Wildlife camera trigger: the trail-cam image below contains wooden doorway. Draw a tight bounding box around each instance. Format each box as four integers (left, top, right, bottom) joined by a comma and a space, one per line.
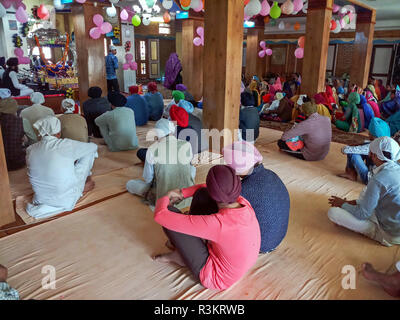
370, 45, 395, 86
135, 39, 149, 83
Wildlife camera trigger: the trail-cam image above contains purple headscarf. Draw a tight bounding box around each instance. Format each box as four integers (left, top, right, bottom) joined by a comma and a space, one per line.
164, 53, 182, 89
206, 165, 242, 204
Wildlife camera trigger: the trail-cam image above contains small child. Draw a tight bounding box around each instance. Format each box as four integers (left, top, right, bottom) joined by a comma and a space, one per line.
0, 264, 19, 300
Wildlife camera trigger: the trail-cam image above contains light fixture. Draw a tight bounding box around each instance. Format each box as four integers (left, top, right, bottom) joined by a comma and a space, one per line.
244, 21, 255, 28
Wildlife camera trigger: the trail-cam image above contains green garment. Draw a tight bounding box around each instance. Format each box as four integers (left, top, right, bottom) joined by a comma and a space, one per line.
95, 107, 138, 152
335, 92, 361, 133
150, 135, 194, 209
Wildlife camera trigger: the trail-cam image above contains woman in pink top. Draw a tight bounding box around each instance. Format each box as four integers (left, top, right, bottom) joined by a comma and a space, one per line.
153, 165, 261, 291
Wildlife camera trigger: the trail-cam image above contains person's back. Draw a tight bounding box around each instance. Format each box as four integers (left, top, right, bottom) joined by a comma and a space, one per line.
144, 91, 164, 121
95, 107, 138, 152
239, 107, 260, 141
241, 164, 290, 252
82, 97, 111, 137
59, 113, 88, 142
126, 94, 149, 126
177, 113, 208, 154
151, 135, 194, 209
21, 104, 54, 127
27, 136, 95, 208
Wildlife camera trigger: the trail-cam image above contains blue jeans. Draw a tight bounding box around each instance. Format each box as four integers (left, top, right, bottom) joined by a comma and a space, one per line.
346, 154, 369, 185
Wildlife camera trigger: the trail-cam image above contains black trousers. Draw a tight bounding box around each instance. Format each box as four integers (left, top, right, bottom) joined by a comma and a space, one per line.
277, 139, 305, 160
163, 188, 219, 280
107, 79, 120, 94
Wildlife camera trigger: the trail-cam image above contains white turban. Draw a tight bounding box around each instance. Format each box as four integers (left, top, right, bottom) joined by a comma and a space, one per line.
61, 98, 75, 113
0, 88, 11, 99
33, 115, 61, 137
154, 119, 175, 139
30, 92, 45, 105
369, 136, 400, 163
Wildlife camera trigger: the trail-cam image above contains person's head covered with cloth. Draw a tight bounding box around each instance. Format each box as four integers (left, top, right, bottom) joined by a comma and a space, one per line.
368, 117, 391, 140
61, 98, 76, 114
153, 118, 176, 140
108, 91, 127, 108
206, 165, 242, 205
30, 92, 45, 105
369, 136, 400, 167
222, 141, 263, 176
172, 90, 185, 104
33, 115, 61, 138
88, 86, 102, 99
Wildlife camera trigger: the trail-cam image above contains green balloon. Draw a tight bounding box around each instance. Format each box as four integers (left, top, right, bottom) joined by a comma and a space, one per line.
146, 0, 155, 7
270, 1, 281, 19
132, 15, 141, 27
182, 5, 190, 11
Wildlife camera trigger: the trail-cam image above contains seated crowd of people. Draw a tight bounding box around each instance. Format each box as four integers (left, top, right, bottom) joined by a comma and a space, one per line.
1, 72, 400, 299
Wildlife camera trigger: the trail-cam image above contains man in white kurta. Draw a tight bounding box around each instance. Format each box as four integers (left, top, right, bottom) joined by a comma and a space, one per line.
26, 116, 98, 219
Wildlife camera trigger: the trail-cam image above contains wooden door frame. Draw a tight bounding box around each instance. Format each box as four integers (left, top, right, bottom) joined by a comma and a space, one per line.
370, 44, 395, 85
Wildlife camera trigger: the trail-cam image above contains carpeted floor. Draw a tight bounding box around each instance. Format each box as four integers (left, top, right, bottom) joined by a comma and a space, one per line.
260, 120, 368, 146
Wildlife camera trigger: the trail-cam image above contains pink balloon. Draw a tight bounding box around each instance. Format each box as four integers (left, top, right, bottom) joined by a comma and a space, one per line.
125, 53, 133, 62
93, 14, 104, 27
89, 27, 101, 39
260, 41, 266, 49
258, 50, 266, 58
196, 26, 204, 38
14, 48, 23, 57
131, 61, 137, 70
123, 64, 129, 70
76, 0, 86, 3
101, 22, 112, 34
15, 6, 28, 23
193, 1, 203, 12
332, 4, 340, 13
19, 56, 30, 64
260, 0, 270, 16
120, 9, 129, 21
193, 37, 202, 46
293, 0, 303, 13
348, 11, 354, 22
294, 47, 304, 59
266, 48, 273, 56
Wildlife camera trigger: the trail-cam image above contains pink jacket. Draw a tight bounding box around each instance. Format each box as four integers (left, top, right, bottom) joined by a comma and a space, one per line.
154, 184, 261, 290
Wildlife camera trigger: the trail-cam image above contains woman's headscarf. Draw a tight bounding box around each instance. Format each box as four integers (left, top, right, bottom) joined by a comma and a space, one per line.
271, 77, 282, 92
222, 141, 263, 175
164, 53, 182, 89
33, 116, 61, 137
359, 94, 374, 129
368, 117, 391, 138
314, 93, 330, 109
325, 85, 336, 104
347, 92, 361, 133
369, 136, 400, 163
30, 92, 45, 105
61, 98, 76, 114
367, 85, 378, 101
206, 165, 242, 204
302, 101, 318, 117
365, 91, 381, 117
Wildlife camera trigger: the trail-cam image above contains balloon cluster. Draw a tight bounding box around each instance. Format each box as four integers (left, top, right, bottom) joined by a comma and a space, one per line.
65, 88, 74, 99
32, 4, 49, 20
120, 7, 135, 21
123, 53, 137, 71
193, 26, 204, 47
294, 36, 304, 59
124, 41, 131, 53
113, 26, 120, 38
89, 14, 112, 39
20, 22, 29, 37
14, 47, 30, 64
12, 33, 22, 48
331, 4, 355, 34
258, 41, 272, 58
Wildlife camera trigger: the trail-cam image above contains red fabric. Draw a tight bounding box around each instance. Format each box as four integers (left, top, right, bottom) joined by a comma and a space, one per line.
154, 184, 261, 291
325, 86, 336, 104
169, 105, 189, 128
12, 94, 64, 100
262, 93, 273, 103
314, 93, 332, 111
129, 86, 139, 95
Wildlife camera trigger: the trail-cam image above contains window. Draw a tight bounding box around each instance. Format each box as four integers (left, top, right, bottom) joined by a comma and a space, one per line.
104, 38, 108, 57
140, 41, 146, 61
32, 46, 52, 59
141, 63, 146, 75
159, 23, 170, 35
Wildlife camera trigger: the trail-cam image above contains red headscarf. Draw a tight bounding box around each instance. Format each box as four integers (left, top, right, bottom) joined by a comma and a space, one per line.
314, 93, 330, 110
325, 86, 336, 104
129, 86, 139, 95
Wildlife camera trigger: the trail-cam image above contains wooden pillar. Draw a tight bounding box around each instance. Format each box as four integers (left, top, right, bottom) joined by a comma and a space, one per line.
181, 18, 204, 101
350, 10, 376, 88
72, 3, 107, 104
301, 0, 333, 96
203, 0, 244, 149
245, 27, 265, 81
0, 127, 15, 227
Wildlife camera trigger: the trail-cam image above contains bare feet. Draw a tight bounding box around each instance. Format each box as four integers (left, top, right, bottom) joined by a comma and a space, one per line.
0, 264, 8, 282
362, 263, 400, 297
338, 167, 357, 181
153, 250, 186, 267
83, 176, 95, 193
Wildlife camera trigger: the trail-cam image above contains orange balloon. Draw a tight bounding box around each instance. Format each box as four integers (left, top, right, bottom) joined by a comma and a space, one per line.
264, 16, 270, 23
298, 36, 305, 48
181, 0, 191, 7
294, 22, 301, 31
163, 11, 171, 23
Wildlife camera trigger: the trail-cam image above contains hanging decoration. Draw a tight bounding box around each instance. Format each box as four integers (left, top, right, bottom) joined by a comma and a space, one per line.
132, 14, 141, 27
106, 4, 117, 18
12, 33, 22, 48
20, 22, 29, 37
302, 0, 308, 13
162, 0, 173, 10
14, 47, 30, 64
121, 7, 135, 21
124, 41, 131, 53
190, 0, 203, 12
37, 4, 50, 20
75, 0, 86, 4
281, 0, 294, 15
292, 0, 303, 14
15, 5, 28, 23
142, 14, 151, 26
258, 41, 272, 58
298, 35, 305, 48
293, 22, 301, 31
109, 0, 119, 3
89, 14, 112, 40
330, 19, 336, 31
163, 11, 171, 23
278, 21, 285, 30
269, 1, 281, 19
294, 47, 304, 59
193, 26, 204, 46
123, 53, 137, 71
120, 9, 128, 20
1, 0, 25, 10
260, 0, 270, 16
245, 0, 262, 18
65, 88, 74, 99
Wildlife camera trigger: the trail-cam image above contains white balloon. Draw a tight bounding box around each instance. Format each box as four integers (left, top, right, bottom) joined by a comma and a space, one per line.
278, 21, 285, 30
142, 15, 151, 26
302, 0, 308, 13
106, 5, 117, 17
245, 0, 262, 17
53, 0, 64, 10
333, 20, 341, 34
0, 3, 6, 18
162, 0, 173, 10
109, 0, 119, 4
190, 0, 200, 9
